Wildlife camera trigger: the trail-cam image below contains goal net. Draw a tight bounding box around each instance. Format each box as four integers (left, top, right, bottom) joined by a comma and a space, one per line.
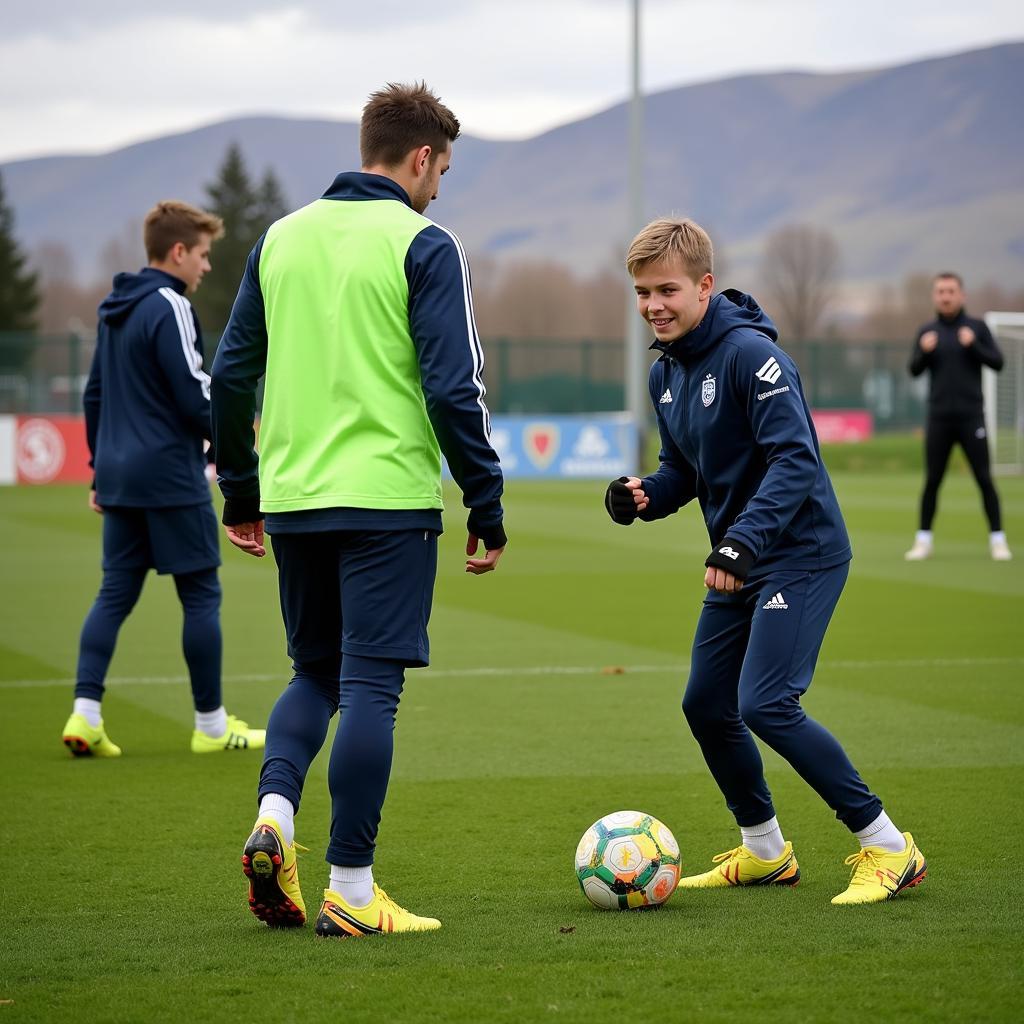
983, 312, 1024, 475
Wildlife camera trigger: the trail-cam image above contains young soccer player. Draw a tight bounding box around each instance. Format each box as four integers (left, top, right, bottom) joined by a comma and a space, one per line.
62, 201, 266, 758
212, 82, 506, 936
605, 218, 926, 905
905, 272, 1010, 561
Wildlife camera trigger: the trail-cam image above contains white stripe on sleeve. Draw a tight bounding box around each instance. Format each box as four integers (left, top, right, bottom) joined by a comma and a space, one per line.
433, 226, 491, 437
159, 287, 211, 400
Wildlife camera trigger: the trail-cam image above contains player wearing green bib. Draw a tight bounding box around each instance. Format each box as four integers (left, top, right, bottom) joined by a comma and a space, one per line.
212, 83, 506, 937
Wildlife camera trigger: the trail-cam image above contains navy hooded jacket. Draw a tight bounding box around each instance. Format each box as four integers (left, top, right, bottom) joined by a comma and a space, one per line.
639, 289, 851, 577
84, 267, 212, 507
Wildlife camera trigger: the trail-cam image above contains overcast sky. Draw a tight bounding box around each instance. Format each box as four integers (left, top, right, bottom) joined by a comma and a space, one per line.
1, 0, 1022, 163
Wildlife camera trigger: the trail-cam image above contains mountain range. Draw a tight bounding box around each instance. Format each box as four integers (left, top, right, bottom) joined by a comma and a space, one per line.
3, 42, 1022, 294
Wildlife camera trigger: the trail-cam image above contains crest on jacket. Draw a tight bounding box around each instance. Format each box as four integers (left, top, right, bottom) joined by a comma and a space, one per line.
701, 374, 716, 408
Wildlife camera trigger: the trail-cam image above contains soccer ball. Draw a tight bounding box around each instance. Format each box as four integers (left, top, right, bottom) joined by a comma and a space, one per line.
575, 810, 681, 910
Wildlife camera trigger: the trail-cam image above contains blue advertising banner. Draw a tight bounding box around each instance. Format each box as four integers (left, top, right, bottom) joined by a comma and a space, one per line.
482, 414, 638, 479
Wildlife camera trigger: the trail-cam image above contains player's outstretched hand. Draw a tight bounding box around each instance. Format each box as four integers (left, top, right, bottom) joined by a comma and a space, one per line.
466, 534, 504, 575
958, 325, 975, 347
225, 520, 266, 558
919, 330, 939, 353
89, 489, 103, 515
605, 476, 649, 524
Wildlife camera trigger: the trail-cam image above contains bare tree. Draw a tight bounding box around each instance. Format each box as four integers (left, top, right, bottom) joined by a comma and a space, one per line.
473, 260, 628, 342
96, 219, 144, 283
855, 272, 1024, 341
33, 241, 106, 332
760, 224, 840, 341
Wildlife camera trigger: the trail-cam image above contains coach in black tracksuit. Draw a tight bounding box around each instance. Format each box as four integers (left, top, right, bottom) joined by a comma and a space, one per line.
906, 272, 1009, 561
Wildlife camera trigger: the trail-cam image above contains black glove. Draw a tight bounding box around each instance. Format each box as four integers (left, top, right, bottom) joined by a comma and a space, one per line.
704, 538, 754, 580
605, 476, 639, 525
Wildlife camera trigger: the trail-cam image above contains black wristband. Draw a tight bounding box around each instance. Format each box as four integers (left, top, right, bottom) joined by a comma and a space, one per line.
705, 538, 754, 580
605, 476, 638, 525
222, 496, 263, 526
467, 508, 507, 551
475, 522, 508, 551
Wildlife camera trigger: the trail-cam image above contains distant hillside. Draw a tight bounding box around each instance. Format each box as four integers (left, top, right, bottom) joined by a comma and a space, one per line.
3, 42, 1022, 291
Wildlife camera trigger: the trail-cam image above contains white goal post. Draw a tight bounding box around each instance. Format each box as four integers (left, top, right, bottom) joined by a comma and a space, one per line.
983, 312, 1024, 475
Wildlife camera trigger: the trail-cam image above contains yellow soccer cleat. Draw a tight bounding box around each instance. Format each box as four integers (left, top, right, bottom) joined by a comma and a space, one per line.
831, 832, 927, 906
314, 885, 441, 938
241, 817, 306, 927
191, 713, 265, 753
62, 712, 122, 758
677, 842, 800, 889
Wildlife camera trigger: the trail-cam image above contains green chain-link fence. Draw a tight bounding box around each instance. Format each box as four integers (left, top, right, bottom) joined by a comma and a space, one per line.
0, 332, 927, 429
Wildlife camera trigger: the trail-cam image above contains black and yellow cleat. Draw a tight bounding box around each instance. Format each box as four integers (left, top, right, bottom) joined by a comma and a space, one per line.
832, 832, 927, 905
676, 842, 800, 889
192, 713, 265, 753
241, 817, 306, 927
314, 885, 441, 938
62, 712, 122, 758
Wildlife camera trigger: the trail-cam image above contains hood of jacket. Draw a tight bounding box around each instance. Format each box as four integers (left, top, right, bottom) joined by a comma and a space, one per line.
651, 288, 778, 361
98, 267, 187, 325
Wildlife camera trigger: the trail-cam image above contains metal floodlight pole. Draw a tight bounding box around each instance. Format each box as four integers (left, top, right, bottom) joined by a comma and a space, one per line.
625, 0, 647, 464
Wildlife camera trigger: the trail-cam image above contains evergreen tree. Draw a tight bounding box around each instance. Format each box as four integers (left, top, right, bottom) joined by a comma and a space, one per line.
253, 168, 289, 236
193, 143, 257, 332
0, 170, 40, 332
193, 145, 290, 332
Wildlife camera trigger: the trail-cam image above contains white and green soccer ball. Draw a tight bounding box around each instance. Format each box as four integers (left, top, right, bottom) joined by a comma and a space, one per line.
575, 810, 681, 910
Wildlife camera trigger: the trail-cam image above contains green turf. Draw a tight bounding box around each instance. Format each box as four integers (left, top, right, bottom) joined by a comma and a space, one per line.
1, 466, 1022, 1023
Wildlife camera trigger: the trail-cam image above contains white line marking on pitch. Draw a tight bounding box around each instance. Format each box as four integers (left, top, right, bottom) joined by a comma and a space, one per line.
1, 656, 1021, 689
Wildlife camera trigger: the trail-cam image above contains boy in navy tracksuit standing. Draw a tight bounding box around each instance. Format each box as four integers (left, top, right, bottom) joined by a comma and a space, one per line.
61, 200, 265, 758
605, 218, 927, 905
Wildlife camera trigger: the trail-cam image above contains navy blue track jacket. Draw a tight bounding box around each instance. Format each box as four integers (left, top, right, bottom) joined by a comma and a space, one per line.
639, 289, 851, 577
84, 267, 212, 507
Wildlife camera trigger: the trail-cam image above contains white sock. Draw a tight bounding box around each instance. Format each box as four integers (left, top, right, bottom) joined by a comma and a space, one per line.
915, 530, 933, 546
195, 706, 228, 738
329, 864, 374, 908
854, 811, 906, 853
73, 698, 102, 727
990, 531, 1007, 545
740, 816, 786, 860
258, 794, 295, 847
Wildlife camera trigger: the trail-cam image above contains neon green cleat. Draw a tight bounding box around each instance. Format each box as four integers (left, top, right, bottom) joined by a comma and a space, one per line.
241, 817, 306, 927
62, 712, 122, 758
831, 832, 927, 906
314, 885, 441, 938
676, 842, 800, 889
191, 713, 265, 753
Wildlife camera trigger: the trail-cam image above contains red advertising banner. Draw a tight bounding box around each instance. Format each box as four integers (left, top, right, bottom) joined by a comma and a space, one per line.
15, 415, 92, 484
811, 410, 874, 443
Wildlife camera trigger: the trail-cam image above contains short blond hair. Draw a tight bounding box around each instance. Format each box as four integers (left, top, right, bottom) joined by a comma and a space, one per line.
626, 218, 714, 282
144, 200, 224, 262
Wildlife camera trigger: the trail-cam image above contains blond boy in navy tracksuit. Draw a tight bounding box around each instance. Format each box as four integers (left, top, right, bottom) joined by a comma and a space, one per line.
605, 218, 926, 905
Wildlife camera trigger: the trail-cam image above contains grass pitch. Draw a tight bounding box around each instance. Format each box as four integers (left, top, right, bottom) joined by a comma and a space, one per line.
1, 456, 1022, 1023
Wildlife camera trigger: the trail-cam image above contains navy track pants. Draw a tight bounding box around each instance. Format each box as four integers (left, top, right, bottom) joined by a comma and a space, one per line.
259, 529, 438, 867
75, 566, 222, 711
682, 562, 882, 832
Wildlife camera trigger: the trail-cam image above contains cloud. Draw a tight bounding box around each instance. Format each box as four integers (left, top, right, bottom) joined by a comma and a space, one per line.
1, 0, 1022, 162
0, 0, 483, 38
